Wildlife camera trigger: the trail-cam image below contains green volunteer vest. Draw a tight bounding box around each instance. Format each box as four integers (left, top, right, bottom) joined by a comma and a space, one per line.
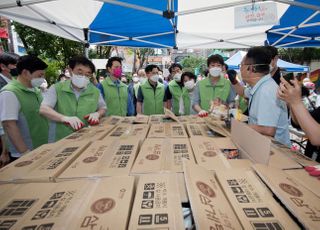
133, 83, 140, 98
101, 77, 128, 116
199, 77, 231, 111
168, 80, 190, 115
2, 80, 48, 149
140, 80, 165, 115
55, 80, 100, 141
239, 96, 248, 113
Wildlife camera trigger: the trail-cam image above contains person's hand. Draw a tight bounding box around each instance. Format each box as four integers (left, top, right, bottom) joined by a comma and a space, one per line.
198, 110, 208, 117
84, 112, 100, 125
62, 116, 85, 130
0, 151, 10, 168
305, 165, 320, 177
277, 76, 301, 105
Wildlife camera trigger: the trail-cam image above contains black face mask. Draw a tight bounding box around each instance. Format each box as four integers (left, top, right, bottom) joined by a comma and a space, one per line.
10, 68, 18, 77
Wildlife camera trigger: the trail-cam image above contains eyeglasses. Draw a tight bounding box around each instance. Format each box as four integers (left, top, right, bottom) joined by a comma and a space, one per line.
238, 63, 269, 68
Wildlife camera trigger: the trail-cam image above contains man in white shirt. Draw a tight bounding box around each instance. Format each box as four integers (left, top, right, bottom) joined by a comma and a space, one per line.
0, 53, 19, 167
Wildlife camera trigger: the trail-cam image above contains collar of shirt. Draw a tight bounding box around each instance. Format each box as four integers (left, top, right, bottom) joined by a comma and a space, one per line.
249, 74, 272, 97
70, 83, 86, 93
113, 79, 120, 86
0, 73, 12, 83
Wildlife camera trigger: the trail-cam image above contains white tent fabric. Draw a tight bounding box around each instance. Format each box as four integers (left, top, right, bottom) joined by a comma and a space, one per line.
225, 50, 310, 72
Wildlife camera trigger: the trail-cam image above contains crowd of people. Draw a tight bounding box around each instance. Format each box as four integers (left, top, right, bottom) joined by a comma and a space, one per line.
0, 45, 319, 167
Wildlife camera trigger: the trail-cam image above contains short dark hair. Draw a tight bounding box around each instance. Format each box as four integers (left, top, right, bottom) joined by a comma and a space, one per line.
181, 72, 196, 82
17, 55, 48, 75
68, 56, 95, 73
207, 54, 224, 67
169, 63, 182, 74
265, 45, 278, 58
106, 57, 123, 69
58, 73, 66, 81
0, 53, 19, 72
245, 46, 271, 74
145, 64, 158, 74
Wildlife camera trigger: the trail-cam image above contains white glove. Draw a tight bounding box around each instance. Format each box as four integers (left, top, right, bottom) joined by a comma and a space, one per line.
198, 110, 208, 117
62, 116, 84, 130
84, 112, 100, 125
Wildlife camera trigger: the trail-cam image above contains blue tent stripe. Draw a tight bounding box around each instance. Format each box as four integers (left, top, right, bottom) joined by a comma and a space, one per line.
267, 0, 320, 47
89, 0, 177, 47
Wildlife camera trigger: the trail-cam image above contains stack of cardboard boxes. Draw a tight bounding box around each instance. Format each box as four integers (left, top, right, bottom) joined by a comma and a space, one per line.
0, 115, 319, 229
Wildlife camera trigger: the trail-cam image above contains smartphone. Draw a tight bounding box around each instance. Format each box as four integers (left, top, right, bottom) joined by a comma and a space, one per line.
283, 73, 294, 85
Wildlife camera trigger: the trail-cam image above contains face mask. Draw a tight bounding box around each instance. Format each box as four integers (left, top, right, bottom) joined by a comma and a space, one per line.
31, 78, 46, 88
10, 68, 18, 77
150, 74, 159, 83
173, 73, 182, 82
113, 67, 122, 78
184, 80, 195, 90
269, 64, 274, 73
133, 76, 139, 83
71, 74, 89, 88
209, 67, 222, 77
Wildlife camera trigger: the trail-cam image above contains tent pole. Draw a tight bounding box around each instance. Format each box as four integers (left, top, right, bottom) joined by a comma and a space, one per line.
0, 0, 58, 10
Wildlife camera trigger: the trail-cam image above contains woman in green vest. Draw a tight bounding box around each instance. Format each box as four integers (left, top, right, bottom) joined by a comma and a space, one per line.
40, 56, 106, 142
193, 54, 235, 116
98, 57, 129, 116
0, 55, 49, 159
182, 72, 197, 115
136, 64, 167, 115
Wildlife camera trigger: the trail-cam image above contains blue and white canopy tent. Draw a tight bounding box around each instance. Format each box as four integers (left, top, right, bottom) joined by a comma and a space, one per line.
0, 0, 319, 49
225, 50, 310, 72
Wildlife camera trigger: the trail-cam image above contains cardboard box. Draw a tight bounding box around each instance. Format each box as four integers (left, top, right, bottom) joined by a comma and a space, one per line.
253, 164, 320, 229
19, 141, 90, 182
0, 143, 59, 184
104, 124, 150, 141
59, 138, 140, 180
268, 148, 302, 169
60, 125, 115, 143
186, 123, 226, 138
100, 115, 123, 125
131, 138, 195, 174
231, 119, 271, 164
204, 117, 230, 137
272, 145, 318, 167
216, 168, 299, 229
176, 115, 206, 124
177, 172, 189, 203
190, 137, 236, 170
183, 160, 242, 229
284, 169, 320, 198
148, 123, 188, 138
148, 115, 177, 124
128, 173, 184, 230
0, 177, 135, 230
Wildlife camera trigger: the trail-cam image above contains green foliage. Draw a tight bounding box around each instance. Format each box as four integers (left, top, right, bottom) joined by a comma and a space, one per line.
180, 55, 206, 74
13, 22, 84, 69
279, 48, 320, 64
44, 60, 60, 85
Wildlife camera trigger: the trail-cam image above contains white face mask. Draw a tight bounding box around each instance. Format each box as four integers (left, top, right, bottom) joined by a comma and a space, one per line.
31, 78, 46, 88
209, 67, 222, 77
184, 80, 195, 90
133, 76, 139, 83
150, 74, 159, 83
173, 73, 182, 82
71, 74, 89, 89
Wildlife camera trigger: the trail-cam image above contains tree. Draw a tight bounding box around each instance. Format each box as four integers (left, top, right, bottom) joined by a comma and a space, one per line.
180, 55, 206, 74
135, 48, 155, 72
279, 48, 320, 65
13, 22, 84, 69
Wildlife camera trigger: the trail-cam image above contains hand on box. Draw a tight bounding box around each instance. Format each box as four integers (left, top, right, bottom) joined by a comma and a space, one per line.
84, 112, 100, 125
62, 116, 85, 130
304, 165, 320, 177
198, 110, 208, 117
